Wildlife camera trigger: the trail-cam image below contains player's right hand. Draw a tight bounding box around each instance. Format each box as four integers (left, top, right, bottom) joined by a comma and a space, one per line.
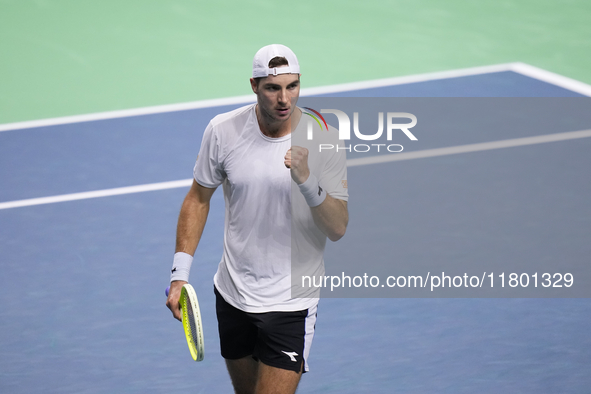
285, 146, 310, 184
166, 280, 187, 321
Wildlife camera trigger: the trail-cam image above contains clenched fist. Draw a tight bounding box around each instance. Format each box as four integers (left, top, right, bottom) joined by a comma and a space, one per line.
284, 146, 310, 185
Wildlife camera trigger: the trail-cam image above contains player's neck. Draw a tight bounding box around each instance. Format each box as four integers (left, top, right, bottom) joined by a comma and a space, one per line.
256, 107, 302, 138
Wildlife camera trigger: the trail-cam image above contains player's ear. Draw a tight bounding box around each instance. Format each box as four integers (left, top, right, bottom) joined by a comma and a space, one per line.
250, 78, 258, 94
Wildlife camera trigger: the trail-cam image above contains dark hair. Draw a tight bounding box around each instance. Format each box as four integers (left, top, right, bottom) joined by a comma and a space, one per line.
268, 56, 289, 68
253, 57, 291, 85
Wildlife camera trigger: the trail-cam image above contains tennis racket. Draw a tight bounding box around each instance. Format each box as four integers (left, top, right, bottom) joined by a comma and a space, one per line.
166, 283, 205, 361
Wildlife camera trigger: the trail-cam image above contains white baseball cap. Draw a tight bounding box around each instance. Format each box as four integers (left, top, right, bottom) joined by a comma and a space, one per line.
252, 44, 300, 78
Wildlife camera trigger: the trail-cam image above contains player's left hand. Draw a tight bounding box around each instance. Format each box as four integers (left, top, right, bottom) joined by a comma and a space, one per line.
285, 146, 310, 185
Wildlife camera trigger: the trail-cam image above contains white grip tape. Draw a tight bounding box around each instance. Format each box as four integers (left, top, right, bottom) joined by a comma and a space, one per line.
298, 173, 327, 207
170, 252, 193, 282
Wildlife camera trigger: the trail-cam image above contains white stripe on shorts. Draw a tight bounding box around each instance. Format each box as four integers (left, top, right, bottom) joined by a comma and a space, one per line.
303, 304, 318, 372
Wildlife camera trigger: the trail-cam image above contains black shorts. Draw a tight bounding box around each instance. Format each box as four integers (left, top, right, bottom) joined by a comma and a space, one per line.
214, 286, 318, 373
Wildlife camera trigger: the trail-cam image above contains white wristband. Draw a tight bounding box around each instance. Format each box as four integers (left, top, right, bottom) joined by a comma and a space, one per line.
298, 173, 327, 207
170, 252, 193, 282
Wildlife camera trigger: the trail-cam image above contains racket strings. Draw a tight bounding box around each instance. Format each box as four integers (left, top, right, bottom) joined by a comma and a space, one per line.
184, 293, 199, 345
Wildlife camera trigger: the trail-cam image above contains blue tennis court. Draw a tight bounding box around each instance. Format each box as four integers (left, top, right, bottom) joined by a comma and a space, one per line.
1, 67, 590, 393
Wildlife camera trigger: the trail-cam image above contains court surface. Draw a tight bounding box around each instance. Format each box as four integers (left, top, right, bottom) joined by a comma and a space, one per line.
1, 66, 590, 393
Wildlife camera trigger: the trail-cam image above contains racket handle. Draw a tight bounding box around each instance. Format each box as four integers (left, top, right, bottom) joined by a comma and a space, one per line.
165, 286, 170, 297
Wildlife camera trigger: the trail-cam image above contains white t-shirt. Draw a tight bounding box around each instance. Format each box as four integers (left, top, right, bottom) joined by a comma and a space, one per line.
194, 104, 348, 313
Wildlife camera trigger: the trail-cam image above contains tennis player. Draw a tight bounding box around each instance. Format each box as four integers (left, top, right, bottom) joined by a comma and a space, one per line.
166, 44, 348, 394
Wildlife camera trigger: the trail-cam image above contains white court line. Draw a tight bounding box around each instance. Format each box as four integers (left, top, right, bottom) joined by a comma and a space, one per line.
0, 63, 523, 133
509, 63, 591, 97
346, 129, 591, 167
0, 179, 192, 210
300, 63, 516, 96
2, 129, 590, 210
1, 63, 589, 133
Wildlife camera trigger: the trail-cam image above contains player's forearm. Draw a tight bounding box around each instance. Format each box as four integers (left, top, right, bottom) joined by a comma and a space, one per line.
175, 189, 210, 256
311, 196, 348, 242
